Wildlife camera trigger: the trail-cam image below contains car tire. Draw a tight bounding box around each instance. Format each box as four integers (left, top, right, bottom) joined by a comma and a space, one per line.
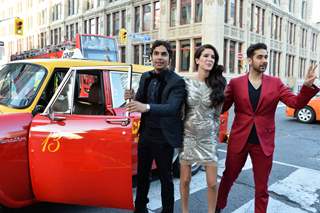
172, 149, 201, 178
296, 106, 316, 123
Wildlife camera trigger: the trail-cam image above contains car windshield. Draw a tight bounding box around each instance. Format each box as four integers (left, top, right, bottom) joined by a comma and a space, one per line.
0, 63, 46, 108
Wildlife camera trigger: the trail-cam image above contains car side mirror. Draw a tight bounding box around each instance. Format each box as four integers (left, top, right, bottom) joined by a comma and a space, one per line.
47, 106, 66, 121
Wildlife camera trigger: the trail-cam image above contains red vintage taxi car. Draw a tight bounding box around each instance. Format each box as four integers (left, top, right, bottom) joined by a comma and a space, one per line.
0, 59, 228, 210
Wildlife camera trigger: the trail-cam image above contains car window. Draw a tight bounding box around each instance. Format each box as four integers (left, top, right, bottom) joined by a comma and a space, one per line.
37, 69, 68, 109
50, 69, 105, 115
109, 71, 141, 108
73, 72, 105, 115
0, 63, 47, 108
51, 73, 74, 113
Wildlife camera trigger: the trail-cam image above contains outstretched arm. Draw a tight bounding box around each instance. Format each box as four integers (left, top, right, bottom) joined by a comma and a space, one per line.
280, 64, 319, 108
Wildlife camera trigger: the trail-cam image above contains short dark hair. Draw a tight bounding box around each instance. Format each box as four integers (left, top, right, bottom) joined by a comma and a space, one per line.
246, 43, 268, 58
150, 40, 173, 60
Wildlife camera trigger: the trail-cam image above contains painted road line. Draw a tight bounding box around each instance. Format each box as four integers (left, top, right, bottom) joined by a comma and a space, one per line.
269, 168, 320, 213
141, 170, 222, 211
232, 197, 307, 213
218, 149, 311, 170
277, 103, 286, 108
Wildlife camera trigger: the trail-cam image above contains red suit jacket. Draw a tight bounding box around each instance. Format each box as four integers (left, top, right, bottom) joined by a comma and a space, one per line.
223, 74, 319, 156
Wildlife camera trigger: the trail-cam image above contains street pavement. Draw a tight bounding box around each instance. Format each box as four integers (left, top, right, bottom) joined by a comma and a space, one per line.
12, 105, 320, 213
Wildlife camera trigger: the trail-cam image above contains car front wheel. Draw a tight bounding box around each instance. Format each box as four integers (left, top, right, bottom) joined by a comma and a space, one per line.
296, 106, 315, 123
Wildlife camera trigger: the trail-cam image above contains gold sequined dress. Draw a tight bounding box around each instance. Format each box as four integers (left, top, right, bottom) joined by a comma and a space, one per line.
179, 78, 221, 165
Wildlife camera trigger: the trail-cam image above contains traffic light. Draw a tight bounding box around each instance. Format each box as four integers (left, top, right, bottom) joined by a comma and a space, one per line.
14, 17, 23, 36
119, 28, 127, 44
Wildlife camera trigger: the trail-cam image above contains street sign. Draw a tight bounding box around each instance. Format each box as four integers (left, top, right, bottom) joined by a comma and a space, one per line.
0, 41, 4, 46
129, 33, 151, 42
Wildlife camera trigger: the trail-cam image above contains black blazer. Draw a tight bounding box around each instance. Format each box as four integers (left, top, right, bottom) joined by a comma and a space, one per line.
135, 69, 186, 148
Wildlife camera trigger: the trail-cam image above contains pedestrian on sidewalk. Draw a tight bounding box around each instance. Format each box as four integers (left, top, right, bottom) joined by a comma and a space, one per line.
179, 44, 226, 213
216, 43, 319, 213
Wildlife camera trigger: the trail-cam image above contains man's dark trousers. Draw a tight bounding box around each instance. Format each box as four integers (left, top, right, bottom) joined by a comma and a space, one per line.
134, 138, 174, 213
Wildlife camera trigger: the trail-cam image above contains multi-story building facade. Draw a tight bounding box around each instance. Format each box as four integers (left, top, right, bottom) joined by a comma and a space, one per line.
0, 0, 319, 90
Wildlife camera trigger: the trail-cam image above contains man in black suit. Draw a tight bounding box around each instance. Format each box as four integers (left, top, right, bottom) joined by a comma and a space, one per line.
125, 40, 186, 213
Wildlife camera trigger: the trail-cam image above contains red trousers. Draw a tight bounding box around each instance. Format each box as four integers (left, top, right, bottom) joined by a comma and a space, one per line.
217, 143, 273, 213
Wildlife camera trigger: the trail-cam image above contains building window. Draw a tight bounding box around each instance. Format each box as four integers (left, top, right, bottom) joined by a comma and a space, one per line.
154, 1, 160, 29
76, 22, 79, 34
143, 44, 151, 65
89, 18, 95, 34
134, 45, 140, 64
180, 40, 190, 72
121, 10, 126, 29
299, 57, 306, 78
52, 3, 61, 21
170, 0, 177, 27
288, 0, 294, 13
239, 0, 244, 27
170, 41, 176, 70
301, 0, 307, 19
223, 39, 227, 72
195, 0, 203, 23
229, 41, 236, 73
40, 32, 46, 48
237, 43, 243, 74
120, 46, 126, 63
106, 14, 111, 36
271, 14, 282, 40
96, 17, 100, 34
224, 0, 229, 23
143, 4, 151, 31
113, 12, 120, 36
300, 28, 307, 48
287, 22, 296, 44
270, 50, 281, 76
84, 20, 88, 34
311, 33, 318, 52
68, 0, 78, 16
194, 38, 202, 72
134, 6, 140, 33
285, 54, 294, 77
251, 5, 265, 35
54, 28, 58, 45
230, 0, 236, 26
70, 24, 75, 40
250, 4, 254, 31
66, 25, 69, 40
86, 0, 94, 10
180, 0, 191, 25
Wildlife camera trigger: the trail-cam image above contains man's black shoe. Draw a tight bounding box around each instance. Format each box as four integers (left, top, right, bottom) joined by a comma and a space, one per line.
134, 207, 148, 213
215, 208, 221, 213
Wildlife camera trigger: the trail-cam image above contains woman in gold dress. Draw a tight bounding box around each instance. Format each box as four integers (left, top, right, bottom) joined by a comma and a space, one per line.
179, 44, 226, 213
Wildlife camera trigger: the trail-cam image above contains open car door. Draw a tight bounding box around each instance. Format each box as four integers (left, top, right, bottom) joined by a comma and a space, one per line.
28, 66, 134, 209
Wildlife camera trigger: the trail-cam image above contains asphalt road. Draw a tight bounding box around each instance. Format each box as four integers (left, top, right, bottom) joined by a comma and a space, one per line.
9, 105, 320, 213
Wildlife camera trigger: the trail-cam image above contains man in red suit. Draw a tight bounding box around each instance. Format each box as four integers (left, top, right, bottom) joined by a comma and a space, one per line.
216, 43, 319, 213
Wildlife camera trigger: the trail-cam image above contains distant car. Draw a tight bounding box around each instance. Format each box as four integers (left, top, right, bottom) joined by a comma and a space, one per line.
286, 94, 320, 123
0, 59, 229, 210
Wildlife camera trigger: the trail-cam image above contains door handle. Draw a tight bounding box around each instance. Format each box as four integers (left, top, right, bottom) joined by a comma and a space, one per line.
105, 118, 130, 126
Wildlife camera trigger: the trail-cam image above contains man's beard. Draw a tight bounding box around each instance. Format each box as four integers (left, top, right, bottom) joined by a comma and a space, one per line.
253, 64, 267, 73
